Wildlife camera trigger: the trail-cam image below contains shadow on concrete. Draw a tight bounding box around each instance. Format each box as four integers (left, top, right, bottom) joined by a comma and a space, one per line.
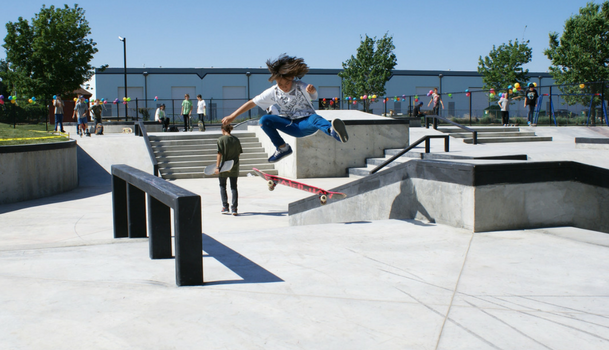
389, 179, 435, 223
236, 211, 288, 217
0, 146, 111, 215
202, 233, 283, 285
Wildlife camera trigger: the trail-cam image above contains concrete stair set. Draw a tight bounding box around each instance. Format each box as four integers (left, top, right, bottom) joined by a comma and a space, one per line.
149, 132, 277, 180
348, 126, 552, 177
437, 126, 552, 144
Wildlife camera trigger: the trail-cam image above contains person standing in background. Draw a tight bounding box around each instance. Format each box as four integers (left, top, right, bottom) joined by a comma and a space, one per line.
53, 95, 65, 133
498, 93, 510, 126
181, 94, 193, 132
197, 94, 206, 132
524, 83, 539, 126
215, 124, 243, 216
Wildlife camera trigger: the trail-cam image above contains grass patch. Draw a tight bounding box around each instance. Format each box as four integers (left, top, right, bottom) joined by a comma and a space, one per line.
0, 123, 70, 146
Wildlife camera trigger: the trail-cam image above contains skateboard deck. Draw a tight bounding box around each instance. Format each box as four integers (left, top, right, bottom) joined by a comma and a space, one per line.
252, 167, 347, 205
204, 160, 234, 176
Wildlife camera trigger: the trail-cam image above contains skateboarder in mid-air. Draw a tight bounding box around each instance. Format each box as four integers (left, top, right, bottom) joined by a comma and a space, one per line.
221, 54, 348, 163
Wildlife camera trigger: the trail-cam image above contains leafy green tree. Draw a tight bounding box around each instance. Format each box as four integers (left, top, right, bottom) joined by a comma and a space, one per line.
339, 33, 397, 112
477, 39, 532, 94
544, 1, 609, 123
1, 4, 105, 101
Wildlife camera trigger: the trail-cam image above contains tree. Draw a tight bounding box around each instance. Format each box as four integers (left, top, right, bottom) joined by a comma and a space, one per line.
477, 39, 532, 93
1, 4, 105, 101
339, 33, 397, 112
544, 1, 609, 123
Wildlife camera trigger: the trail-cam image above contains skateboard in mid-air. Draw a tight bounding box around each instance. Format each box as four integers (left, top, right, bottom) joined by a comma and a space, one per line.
204, 160, 234, 176
252, 167, 347, 205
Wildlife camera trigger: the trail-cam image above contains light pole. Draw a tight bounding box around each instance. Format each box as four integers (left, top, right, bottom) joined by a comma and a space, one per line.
143, 71, 149, 110
246, 72, 251, 119
119, 36, 127, 120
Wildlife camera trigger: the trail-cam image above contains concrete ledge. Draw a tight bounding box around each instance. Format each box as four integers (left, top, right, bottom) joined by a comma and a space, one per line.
249, 110, 409, 178
289, 160, 609, 233
0, 140, 78, 204
64, 122, 164, 134
575, 137, 609, 150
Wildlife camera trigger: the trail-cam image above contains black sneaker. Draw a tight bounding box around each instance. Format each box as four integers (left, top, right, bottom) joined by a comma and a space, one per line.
232, 210, 238, 216
268, 144, 293, 162
330, 118, 348, 143
221, 207, 230, 214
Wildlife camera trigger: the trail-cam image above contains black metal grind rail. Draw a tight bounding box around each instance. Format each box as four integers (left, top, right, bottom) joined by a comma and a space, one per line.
425, 114, 478, 145
370, 135, 449, 175
111, 164, 202, 286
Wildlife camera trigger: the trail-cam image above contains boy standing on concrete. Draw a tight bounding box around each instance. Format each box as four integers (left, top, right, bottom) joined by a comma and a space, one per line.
215, 124, 243, 216
221, 54, 348, 163
181, 94, 193, 132
524, 83, 539, 126
196, 94, 206, 132
91, 99, 103, 133
53, 95, 65, 133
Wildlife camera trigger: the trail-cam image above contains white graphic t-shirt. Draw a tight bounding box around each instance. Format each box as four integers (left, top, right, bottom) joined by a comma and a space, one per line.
253, 80, 317, 119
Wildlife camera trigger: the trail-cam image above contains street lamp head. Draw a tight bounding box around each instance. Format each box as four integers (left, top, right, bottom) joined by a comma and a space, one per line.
118, 36, 125, 41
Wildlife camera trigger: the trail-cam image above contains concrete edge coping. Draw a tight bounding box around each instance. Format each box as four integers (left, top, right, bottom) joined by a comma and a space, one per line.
575, 137, 609, 144
288, 159, 609, 215
0, 139, 76, 154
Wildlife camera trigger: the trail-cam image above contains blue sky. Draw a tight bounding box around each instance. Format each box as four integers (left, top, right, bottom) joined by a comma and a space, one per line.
0, 0, 601, 73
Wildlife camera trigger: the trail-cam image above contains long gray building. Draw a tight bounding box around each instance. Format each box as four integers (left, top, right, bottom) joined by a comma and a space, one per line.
92, 67, 557, 122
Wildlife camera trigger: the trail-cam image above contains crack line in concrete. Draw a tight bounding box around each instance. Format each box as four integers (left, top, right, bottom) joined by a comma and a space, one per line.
434, 232, 475, 350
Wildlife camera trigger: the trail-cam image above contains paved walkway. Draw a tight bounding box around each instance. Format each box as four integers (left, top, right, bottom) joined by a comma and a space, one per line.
1, 126, 609, 349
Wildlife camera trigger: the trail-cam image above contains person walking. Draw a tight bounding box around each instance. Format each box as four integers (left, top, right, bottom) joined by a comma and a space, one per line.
427, 88, 444, 116
73, 96, 90, 137
221, 54, 348, 163
53, 95, 65, 133
215, 124, 243, 216
196, 94, 206, 131
181, 94, 193, 132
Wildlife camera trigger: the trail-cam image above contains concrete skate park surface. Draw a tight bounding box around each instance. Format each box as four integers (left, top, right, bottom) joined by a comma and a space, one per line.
1, 126, 609, 348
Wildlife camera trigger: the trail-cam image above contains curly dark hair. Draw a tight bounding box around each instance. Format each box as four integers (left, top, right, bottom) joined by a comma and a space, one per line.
266, 54, 309, 82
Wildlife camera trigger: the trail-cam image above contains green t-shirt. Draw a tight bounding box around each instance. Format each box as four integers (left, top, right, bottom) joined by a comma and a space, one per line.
182, 99, 193, 115
91, 104, 103, 120
217, 134, 243, 177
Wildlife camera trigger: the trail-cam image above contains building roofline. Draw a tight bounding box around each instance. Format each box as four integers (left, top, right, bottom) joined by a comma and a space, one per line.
95, 67, 553, 79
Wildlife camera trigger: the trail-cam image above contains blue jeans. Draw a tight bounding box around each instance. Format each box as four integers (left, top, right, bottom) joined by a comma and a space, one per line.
54, 114, 63, 131
259, 114, 332, 148
527, 104, 535, 123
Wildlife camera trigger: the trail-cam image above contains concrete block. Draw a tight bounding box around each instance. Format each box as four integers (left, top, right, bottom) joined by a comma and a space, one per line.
250, 110, 409, 178
0, 141, 78, 204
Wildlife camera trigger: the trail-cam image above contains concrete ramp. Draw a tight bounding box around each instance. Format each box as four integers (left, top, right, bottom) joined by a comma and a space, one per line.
289, 159, 609, 234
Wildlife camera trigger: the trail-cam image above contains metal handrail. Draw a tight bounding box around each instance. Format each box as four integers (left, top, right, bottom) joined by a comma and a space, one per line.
426, 115, 478, 145
136, 120, 159, 177
370, 135, 449, 175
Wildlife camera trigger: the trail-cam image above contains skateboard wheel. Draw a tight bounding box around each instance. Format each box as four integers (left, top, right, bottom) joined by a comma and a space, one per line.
320, 194, 328, 205
267, 180, 275, 191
